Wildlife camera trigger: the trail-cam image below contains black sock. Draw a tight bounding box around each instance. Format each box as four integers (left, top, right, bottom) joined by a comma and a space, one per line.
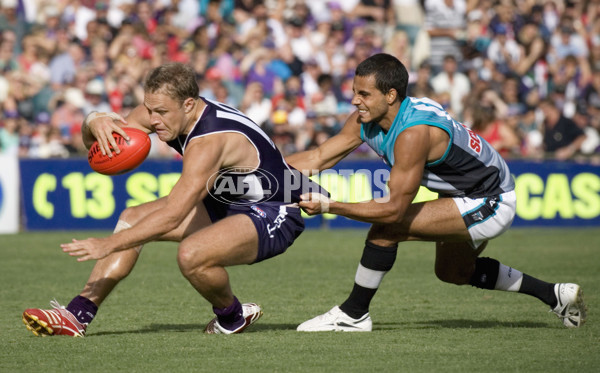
341, 284, 378, 319
519, 274, 557, 307
469, 258, 557, 307
469, 257, 500, 290
340, 241, 397, 319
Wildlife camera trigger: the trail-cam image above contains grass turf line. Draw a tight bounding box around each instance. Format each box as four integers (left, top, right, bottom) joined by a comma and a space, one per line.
0, 228, 598, 372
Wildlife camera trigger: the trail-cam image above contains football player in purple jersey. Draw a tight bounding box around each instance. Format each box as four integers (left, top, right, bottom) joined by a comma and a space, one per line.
23, 63, 322, 336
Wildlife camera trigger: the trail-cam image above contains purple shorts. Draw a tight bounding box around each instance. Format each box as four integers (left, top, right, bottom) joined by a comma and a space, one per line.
204, 199, 304, 263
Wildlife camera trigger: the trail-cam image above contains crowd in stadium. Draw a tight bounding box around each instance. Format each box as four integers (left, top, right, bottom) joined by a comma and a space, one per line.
0, 0, 599, 161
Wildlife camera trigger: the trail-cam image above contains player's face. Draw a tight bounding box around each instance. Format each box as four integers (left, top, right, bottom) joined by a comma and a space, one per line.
144, 92, 186, 141
351, 74, 390, 125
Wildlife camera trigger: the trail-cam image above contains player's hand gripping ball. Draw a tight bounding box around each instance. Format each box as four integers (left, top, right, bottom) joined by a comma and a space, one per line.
88, 127, 151, 175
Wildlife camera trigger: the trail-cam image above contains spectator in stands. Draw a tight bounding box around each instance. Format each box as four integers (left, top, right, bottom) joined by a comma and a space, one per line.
314, 33, 347, 79
572, 103, 600, 157
488, 0, 524, 42
49, 88, 85, 145
351, 0, 396, 41
486, 23, 521, 74
49, 40, 86, 90
0, 0, 594, 162
549, 22, 589, 62
424, 0, 466, 73
286, 15, 315, 64
539, 98, 587, 160
516, 106, 544, 158
82, 79, 111, 116
392, 0, 425, 46
106, 73, 143, 115
430, 54, 470, 118
512, 21, 547, 79
37, 125, 70, 159
0, 109, 19, 155
0, 31, 18, 72
240, 81, 272, 128
384, 29, 413, 72
242, 48, 282, 98
500, 74, 527, 118
407, 60, 434, 98
0, 0, 29, 53
271, 75, 305, 114
311, 73, 338, 117
470, 102, 520, 158
553, 54, 590, 116
301, 58, 322, 105
582, 69, 600, 133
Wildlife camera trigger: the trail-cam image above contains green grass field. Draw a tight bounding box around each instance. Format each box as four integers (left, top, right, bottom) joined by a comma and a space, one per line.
1, 228, 598, 372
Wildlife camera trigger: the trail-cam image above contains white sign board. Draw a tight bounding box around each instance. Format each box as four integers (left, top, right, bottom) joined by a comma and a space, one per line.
0, 154, 19, 233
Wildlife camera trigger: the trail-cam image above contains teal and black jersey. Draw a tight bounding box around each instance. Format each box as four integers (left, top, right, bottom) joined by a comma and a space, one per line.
360, 97, 515, 198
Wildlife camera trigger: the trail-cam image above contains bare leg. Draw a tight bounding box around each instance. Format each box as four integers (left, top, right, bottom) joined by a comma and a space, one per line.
80, 197, 210, 306
434, 240, 487, 285
177, 214, 259, 309
341, 198, 470, 318
80, 249, 142, 306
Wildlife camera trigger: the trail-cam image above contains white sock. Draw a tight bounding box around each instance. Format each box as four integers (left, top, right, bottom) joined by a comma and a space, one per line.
113, 220, 143, 253
354, 263, 387, 289
494, 263, 523, 292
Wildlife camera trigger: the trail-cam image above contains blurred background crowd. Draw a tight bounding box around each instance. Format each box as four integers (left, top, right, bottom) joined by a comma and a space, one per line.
0, 0, 599, 162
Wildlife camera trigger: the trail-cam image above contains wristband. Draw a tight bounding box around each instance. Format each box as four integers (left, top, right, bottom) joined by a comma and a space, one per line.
84, 111, 122, 128
320, 196, 330, 213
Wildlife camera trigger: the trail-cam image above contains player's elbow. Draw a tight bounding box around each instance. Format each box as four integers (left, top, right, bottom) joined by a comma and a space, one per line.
376, 203, 405, 224
159, 213, 185, 234
288, 150, 323, 175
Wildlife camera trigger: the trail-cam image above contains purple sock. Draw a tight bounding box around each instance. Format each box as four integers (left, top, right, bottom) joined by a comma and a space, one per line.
213, 297, 243, 331
66, 295, 98, 325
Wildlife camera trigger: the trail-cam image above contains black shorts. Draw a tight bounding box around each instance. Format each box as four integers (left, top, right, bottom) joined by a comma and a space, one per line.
204, 198, 305, 263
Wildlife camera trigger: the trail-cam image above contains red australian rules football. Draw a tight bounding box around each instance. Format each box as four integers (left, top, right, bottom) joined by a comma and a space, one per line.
88, 127, 151, 175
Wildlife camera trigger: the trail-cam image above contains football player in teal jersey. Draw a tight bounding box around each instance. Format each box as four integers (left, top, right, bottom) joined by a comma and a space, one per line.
288, 53, 586, 331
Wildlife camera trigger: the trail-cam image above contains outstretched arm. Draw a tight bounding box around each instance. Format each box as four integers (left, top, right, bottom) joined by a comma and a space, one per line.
286, 111, 364, 175
300, 125, 430, 224
61, 133, 236, 261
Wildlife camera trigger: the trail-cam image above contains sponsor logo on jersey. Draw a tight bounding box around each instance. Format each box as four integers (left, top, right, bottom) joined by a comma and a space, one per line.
250, 205, 267, 218
460, 124, 482, 154
471, 211, 484, 221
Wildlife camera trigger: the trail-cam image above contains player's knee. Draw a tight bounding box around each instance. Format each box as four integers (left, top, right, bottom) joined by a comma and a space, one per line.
434, 263, 474, 285
176, 242, 210, 277
176, 243, 195, 274
118, 205, 141, 226
367, 224, 406, 244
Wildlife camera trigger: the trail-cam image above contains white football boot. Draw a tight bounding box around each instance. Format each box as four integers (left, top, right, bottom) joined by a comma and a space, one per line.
297, 306, 372, 332
551, 283, 587, 328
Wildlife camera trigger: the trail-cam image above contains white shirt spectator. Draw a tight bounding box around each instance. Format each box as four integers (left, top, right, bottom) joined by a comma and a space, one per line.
238, 17, 287, 49
424, 0, 466, 69
487, 35, 522, 67
245, 99, 272, 127
62, 3, 96, 41
431, 56, 471, 118
550, 27, 589, 61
